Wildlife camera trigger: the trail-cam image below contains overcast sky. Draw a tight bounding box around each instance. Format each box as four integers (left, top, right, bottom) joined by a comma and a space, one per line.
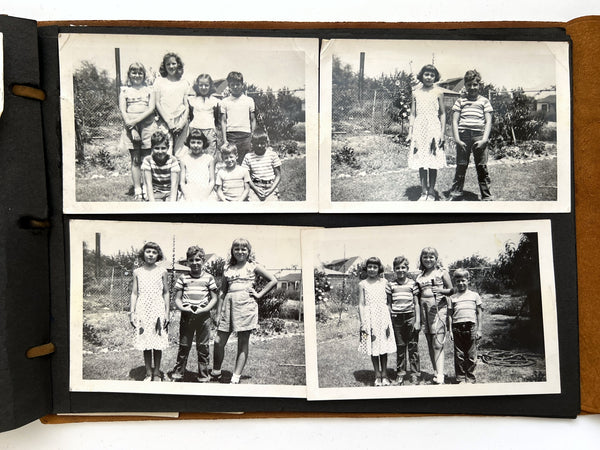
329, 39, 565, 94
60, 33, 310, 92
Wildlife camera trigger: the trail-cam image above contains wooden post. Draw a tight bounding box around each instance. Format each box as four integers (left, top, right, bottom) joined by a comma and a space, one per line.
115, 48, 121, 96
358, 52, 365, 105
95, 233, 101, 278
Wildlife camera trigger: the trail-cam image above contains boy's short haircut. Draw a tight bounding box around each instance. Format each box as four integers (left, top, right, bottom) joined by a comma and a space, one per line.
150, 130, 170, 148
221, 142, 238, 156
464, 69, 482, 84
417, 64, 441, 83
186, 245, 205, 260
252, 133, 269, 147
393, 255, 409, 269
453, 268, 470, 280
365, 256, 384, 274
185, 129, 209, 149
226, 71, 244, 84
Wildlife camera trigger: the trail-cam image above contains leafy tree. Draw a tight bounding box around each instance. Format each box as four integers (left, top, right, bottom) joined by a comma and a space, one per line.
331, 55, 357, 122
205, 257, 226, 289
448, 254, 500, 294
73, 61, 121, 159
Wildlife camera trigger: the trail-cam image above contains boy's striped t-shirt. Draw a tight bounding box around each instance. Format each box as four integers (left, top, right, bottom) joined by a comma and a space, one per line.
215, 165, 250, 200
386, 278, 418, 313
452, 95, 494, 132
175, 272, 217, 307
141, 155, 180, 193
449, 290, 482, 323
242, 148, 281, 181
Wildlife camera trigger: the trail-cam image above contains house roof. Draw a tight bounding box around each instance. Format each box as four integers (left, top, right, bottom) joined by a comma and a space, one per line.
278, 272, 302, 282
323, 256, 362, 273
537, 94, 556, 104
321, 268, 347, 276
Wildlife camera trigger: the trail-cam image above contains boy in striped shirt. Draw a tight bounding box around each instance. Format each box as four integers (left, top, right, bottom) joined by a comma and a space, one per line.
141, 131, 180, 202
386, 256, 421, 385
169, 246, 218, 382
448, 268, 483, 383
215, 143, 250, 202
449, 70, 494, 201
242, 134, 282, 202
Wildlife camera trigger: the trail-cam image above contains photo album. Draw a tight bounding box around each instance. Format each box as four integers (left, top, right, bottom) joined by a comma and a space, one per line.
1, 14, 596, 432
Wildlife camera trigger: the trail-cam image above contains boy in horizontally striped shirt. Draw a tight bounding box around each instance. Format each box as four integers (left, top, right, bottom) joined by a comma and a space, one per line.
386, 256, 421, 385
449, 69, 494, 201
169, 246, 218, 382
448, 268, 483, 383
141, 131, 181, 202
215, 143, 250, 202
242, 134, 282, 202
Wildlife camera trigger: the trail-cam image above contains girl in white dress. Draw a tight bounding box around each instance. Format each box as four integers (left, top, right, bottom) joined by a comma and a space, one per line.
358, 257, 396, 386
179, 129, 216, 201
407, 64, 447, 201
129, 242, 170, 382
154, 53, 190, 157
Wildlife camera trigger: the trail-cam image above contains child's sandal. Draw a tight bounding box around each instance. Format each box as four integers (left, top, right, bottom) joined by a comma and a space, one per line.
374, 378, 383, 387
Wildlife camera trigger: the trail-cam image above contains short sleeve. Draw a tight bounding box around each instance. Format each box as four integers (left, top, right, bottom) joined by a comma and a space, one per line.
385, 281, 392, 295
215, 170, 224, 186
451, 98, 462, 113
207, 275, 217, 291
175, 275, 186, 291
248, 96, 255, 113
483, 97, 494, 113
242, 166, 251, 183
475, 292, 483, 306
270, 150, 282, 168
169, 157, 181, 173
141, 156, 152, 171
241, 154, 250, 169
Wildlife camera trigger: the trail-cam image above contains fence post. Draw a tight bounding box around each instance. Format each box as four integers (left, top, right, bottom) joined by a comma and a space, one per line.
371, 90, 377, 133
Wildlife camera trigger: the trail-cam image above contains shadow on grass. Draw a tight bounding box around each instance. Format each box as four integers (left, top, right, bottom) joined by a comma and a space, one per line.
441, 189, 481, 201
128, 365, 167, 381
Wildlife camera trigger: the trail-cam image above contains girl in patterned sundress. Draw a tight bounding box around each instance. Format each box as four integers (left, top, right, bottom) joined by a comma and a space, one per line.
415, 247, 453, 385
129, 242, 170, 382
212, 238, 277, 384
407, 64, 447, 201
358, 257, 396, 386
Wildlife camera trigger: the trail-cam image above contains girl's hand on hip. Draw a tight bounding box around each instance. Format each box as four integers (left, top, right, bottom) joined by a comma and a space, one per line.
248, 288, 260, 299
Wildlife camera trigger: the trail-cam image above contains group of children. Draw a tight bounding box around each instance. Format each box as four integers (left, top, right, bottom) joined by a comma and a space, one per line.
408, 65, 494, 202
358, 247, 483, 386
119, 53, 281, 203
129, 239, 277, 383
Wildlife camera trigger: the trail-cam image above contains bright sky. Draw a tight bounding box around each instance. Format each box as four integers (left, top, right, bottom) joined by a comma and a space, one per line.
314, 227, 523, 270
60, 33, 309, 92
330, 39, 565, 93
75, 221, 302, 270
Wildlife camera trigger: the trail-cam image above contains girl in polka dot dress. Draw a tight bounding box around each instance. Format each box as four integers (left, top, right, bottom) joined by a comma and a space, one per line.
407, 64, 447, 201
358, 257, 396, 386
129, 242, 170, 381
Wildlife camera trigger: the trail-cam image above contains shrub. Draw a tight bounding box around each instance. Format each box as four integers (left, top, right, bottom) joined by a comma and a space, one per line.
276, 140, 299, 157
290, 123, 306, 141
91, 148, 116, 171
332, 145, 360, 169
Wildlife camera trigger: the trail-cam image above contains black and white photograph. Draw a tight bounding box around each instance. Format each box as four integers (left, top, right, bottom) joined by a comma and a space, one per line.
302, 220, 560, 400
319, 39, 571, 213
69, 220, 306, 397
59, 33, 319, 213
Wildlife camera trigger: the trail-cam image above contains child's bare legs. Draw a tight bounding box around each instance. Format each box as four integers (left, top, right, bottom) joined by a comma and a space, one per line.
426, 333, 445, 384
232, 330, 251, 382
418, 168, 428, 200
130, 147, 148, 199
153, 350, 162, 380
370, 356, 382, 383
212, 330, 231, 374
427, 169, 437, 200
380, 353, 389, 382
424, 333, 436, 373
143, 350, 153, 379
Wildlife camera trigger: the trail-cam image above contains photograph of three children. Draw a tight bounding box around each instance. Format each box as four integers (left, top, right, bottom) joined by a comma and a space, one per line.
69, 220, 560, 400
59, 33, 570, 214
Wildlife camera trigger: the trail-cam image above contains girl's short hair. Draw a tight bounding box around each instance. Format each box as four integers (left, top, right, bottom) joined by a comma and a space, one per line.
365, 256, 384, 274
186, 245, 205, 260
150, 131, 170, 148
159, 52, 184, 79
453, 268, 470, 280
126, 62, 147, 86
221, 142, 238, 156
228, 238, 254, 265
140, 241, 164, 262
185, 129, 209, 149
392, 255, 409, 269
464, 69, 482, 84
227, 71, 244, 84
418, 247, 440, 271
417, 64, 441, 83
193, 74, 215, 96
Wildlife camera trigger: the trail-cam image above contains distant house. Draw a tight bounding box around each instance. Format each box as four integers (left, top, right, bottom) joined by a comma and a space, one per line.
323, 256, 362, 274
277, 271, 302, 292
536, 94, 556, 121
438, 77, 464, 93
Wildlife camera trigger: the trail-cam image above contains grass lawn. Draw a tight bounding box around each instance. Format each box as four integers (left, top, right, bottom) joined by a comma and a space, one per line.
76, 145, 306, 202
316, 294, 546, 388
331, 134, 558, 202
82, 310, 306, 385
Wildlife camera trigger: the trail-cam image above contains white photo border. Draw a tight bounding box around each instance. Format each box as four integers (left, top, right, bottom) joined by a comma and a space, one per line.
302, 219, 561, 400
59, 32, 319, 214
319, 39, 571, 213
69, 219, 306, 398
